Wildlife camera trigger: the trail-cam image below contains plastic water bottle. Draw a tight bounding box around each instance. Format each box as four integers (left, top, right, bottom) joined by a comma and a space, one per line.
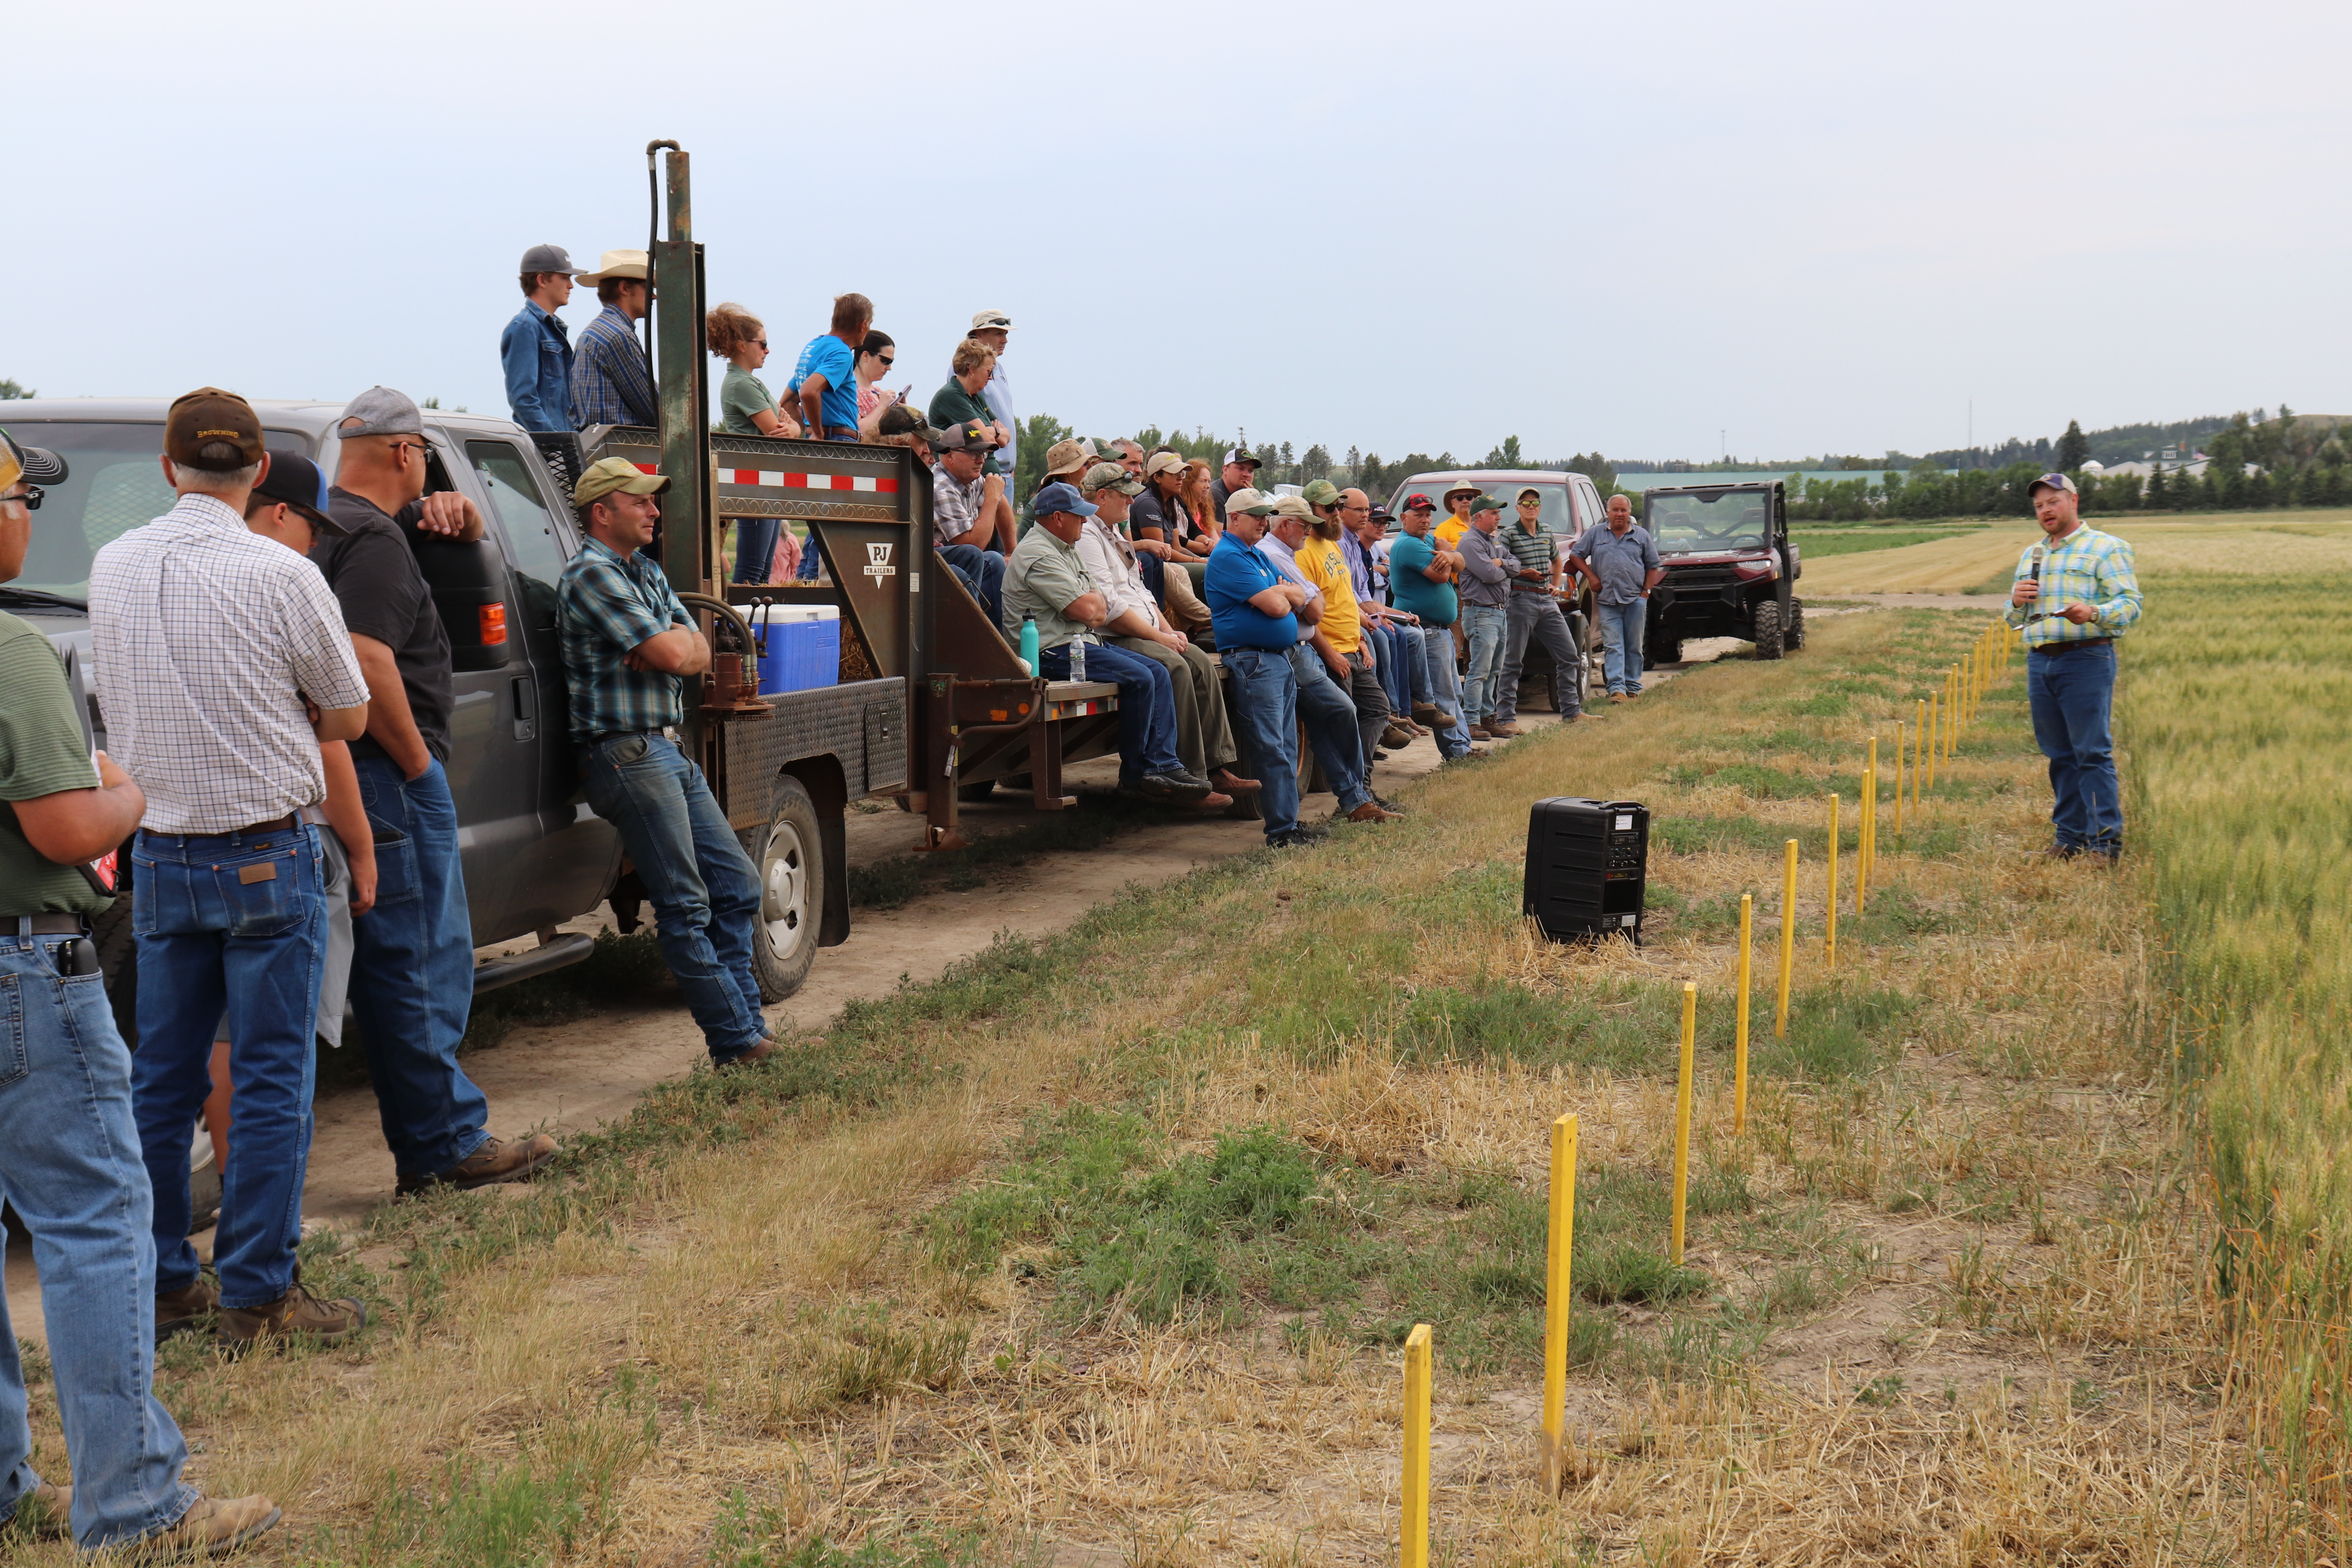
1069, 638, 1087, 682
1019, 613, 1040, 674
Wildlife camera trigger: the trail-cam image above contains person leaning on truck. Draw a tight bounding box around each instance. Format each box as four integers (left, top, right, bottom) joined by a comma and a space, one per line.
557, 458, 778, 1069
88, 389, 374, 1352
568, 249, 658, 429
0, 428, 286, 1558
1570, 494, 1664, 702
500, 243, 579, 434
2005, 471, 2143, 862
322, 387, 559, 1197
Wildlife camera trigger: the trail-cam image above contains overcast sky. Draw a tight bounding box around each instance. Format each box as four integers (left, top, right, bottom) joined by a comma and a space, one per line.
10, 0, 2346, 463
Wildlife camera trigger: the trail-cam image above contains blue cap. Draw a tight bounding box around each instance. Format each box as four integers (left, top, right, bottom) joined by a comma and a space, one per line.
1032, 480, 1097, 518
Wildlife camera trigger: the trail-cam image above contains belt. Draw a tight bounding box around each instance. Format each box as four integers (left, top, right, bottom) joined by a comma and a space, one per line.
2030, 637, 2113, 656
1510, 582, 1555, 594
7, 914, 91, 936
586, 726, 678, 745
144, 813, 299, 844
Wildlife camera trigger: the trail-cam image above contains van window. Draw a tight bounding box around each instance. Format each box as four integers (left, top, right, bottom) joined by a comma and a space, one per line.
467, 441, 570, 629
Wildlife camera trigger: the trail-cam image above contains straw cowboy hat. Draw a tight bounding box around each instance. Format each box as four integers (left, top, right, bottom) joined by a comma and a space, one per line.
575, 249, 650, 285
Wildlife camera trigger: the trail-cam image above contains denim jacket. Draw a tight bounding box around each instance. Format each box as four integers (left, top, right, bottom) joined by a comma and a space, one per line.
500, 301, 573, 433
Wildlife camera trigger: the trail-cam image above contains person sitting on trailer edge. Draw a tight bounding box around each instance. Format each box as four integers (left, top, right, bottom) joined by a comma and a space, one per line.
1001, 481, 1218, 806
1205, 490, 1321, 848
557, 458, 778, 1069
926, 417, 1009, 627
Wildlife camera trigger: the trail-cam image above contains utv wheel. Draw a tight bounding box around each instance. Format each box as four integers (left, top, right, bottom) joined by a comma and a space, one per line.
1751, 600, 1786, 661
1651, 636, 1684, 667
1787, 599, 1807, 650
744, 776, 822, 1002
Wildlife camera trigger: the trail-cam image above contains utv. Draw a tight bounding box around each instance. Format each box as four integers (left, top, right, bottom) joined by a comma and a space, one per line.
1641, 481, 1805, 663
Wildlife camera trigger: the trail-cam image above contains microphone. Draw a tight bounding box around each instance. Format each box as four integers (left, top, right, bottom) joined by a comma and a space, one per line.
2029, 544, 2044, 582
2026, 543, 2051, 621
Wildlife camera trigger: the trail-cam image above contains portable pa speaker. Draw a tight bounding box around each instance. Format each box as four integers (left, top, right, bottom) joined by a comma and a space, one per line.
1524, 798, 1649, 944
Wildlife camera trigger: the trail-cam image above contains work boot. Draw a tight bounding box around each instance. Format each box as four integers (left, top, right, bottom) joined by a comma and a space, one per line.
1267, 825, 1329, 849
1370, 794, 1410, 816
1211, 766, 1262, 795
1467, 725, 1492, 740
395, 1133, 560, 1197
718, 1038, 778, 1072
1410, 701, 1442, 726
157, 1274, 219, 1344
131, 1494, 284, 1559
218, 1281, 367, 1351
1608, 691, 1630, 705
17, 1481, 69, 1539
1380, 723, 1415, 750
1486, 721, 1525, 738
1341, 800, 1404, 824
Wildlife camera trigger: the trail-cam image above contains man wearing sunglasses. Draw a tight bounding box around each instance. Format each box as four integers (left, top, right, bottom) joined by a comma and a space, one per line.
1491, 487, 1586, 735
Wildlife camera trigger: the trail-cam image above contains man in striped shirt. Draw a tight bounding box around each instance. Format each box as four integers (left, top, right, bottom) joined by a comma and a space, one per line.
2005, 473, 2143, 861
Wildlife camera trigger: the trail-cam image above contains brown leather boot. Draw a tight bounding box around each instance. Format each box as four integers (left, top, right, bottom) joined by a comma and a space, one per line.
394, 1132, 560, 1197
218, 1281, 367, 1351
1380, 724, 1415, 750
1485, 720, 1525, 738
156, 1275, 219, 1343
717, 1038, 778, 1072
131, 1493, 284, 1558
1343, 801, 1405, 823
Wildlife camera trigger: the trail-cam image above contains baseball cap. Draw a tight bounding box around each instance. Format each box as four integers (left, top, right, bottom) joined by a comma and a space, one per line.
573, 457, 670, 509
0, 428, 66, 491
1401, 492, 1436, 512
164, 388, 266, 472
2030, 472, 2079, 496
1517, 486, 1544, 502
1033, 480, 1097, 518
970, 309, 1014, 332
1223, 488, 1276, 517
1221, 446, 1262, 469
1300, 478, 1341, 509
248, 451, 348, 535
1143, 450, 1187, 480
1368, 506, 1394, 526
1470, 494, 1504, 514
935, 419, 998, 452
336, 386, 425, 441
1080, 461, 1143, 497
876, 404, 944, 445
1271, 495, 1318, 521
520, 243, 579, 277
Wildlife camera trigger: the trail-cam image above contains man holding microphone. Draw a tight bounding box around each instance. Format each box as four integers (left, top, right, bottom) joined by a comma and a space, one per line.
2006, 473, 2141, 862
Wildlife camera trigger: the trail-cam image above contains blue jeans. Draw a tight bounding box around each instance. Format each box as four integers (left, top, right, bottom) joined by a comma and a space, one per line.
1419, 624, 1470, 758
1596, 599, 1647, 694
348, 756, 490, 1180
733, 517, 782, 584
1462, 603, 1508, 721
797, 534, 823, 582
0, 928, 197, 1551
2026, 642, 2122, 853
1285, 644, 1372, 811
938, 541, 1005, 628
1221, 646, 1300, 839
1367, 622, 1406, 715
131, 823, 325, 1310
1039, 641, 1184, 780
581, 734, 768, 1062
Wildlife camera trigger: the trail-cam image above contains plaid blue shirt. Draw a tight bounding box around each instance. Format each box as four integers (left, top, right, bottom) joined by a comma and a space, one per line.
557, 536, 691, 740
568, 304, 657, 428
2003, 523, 2143, 647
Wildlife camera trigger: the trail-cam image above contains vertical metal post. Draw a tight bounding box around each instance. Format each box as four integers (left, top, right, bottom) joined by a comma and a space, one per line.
651, 146, 709, 602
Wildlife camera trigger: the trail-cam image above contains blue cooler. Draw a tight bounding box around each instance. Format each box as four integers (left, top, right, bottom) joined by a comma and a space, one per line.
752, 605, 842, 693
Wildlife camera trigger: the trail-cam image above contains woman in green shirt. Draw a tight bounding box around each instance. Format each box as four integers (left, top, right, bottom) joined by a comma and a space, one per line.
707, 303, 802, 582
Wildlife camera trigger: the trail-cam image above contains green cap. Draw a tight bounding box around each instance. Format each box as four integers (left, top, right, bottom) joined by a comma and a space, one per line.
1299, 478, 1341, 509
1470, 493, 1505, 515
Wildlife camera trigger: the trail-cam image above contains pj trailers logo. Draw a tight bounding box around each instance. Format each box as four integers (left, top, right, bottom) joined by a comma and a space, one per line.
864, 542, 896, 583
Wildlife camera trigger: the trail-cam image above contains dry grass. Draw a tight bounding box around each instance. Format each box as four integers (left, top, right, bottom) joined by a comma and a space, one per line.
1800, 509, 2352, 594
6, 604, 2314, 1564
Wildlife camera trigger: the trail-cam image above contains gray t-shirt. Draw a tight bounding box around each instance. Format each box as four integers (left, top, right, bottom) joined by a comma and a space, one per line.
1572, 523, 1662, 605
1453, 524, 1513, 609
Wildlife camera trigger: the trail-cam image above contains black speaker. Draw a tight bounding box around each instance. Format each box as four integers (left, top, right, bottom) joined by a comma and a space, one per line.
1524, 798, 1649, 944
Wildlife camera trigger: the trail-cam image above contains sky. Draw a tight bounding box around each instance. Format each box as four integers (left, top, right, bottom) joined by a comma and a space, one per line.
8, 0, 2348, 465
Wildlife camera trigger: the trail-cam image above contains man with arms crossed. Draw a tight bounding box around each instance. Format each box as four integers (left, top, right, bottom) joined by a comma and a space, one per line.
1491, 486, 1586, 734
1453, 495, 1514, 737
1570, 494, 1663, 702
560, 459, 776, 1067
1259, 496, 1399, 823
0, 428, 283, 1556
1388, 495, 1476, 760
323, 388, 557, 1195
1205, 491, 1319, 849
90, 390, 374, 1355
2005, 472, 2141, 861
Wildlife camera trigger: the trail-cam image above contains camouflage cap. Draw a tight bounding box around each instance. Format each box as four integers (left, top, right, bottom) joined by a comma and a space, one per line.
1080, 461, 1143, 497
1044, 437, 1099, 477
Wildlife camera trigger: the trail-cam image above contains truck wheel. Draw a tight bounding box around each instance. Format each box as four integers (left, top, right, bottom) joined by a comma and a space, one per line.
95, 893, 222, 1233
1752, 600, 1785, 661
1787, 599, 1807, 650
747, 777, 822, 1002
1651, 635, 1684, 667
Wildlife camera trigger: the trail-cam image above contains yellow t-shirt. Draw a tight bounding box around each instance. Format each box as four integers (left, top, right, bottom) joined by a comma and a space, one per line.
1295, 536, 1363, 655
1435, 515, 1470, 548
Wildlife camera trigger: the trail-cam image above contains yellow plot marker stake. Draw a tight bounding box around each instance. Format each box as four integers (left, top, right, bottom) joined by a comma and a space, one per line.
1924, 693, 1938, 792
1734, 894, 1753, 1134
1893, 720, 1907, 844
1403, 1323, 1432, 1568
1671, 982, 1696, 1266
1541, 1113, 1578, 1493
1913, 698, 1927, 808
1775, 839, 1798, 1040
1824, 794, 1840, 970
1857, 740, 1876, 913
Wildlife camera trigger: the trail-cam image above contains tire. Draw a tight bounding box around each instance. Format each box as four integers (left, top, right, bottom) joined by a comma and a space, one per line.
1787, 599, 1807, 650
1651, 635, 1684, 668
95, 888, 221, 1233
1751, 599, 1785, 661
744, 776, 822, 1002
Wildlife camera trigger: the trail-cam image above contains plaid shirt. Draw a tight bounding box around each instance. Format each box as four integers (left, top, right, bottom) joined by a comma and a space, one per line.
88, 493, 369, 833
931, 461, 987, 545
556, 536, 692, 740
2003, 523, 2143, 647
568, 304, 657, 428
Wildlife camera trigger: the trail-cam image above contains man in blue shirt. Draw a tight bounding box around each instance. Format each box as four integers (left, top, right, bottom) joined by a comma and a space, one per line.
568, 250, 658, 429
1206, 490, 1325, 848
1570, 494, 1664, 701
792, 293, 871, 443
500, 244, 578, 432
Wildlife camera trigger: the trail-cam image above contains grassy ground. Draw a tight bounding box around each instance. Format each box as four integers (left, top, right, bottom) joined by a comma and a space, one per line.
4, 580, 2330, 1563
1797, 509, 2352, 595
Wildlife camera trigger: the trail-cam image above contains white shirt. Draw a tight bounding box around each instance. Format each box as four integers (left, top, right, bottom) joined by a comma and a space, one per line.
1075, 518, 1160, 628
89, 493, 370, 834
982, 361, 1015, 485
1255, 534, 1321, 644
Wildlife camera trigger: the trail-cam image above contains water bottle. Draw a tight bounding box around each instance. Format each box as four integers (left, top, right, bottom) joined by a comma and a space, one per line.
1069, 638, 1087, 682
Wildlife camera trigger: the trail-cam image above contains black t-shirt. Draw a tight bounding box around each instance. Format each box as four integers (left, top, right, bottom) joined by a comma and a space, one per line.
318, 487, 456, 763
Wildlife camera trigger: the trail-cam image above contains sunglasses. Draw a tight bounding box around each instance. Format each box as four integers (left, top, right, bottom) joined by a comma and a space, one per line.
1, 485, 42, 511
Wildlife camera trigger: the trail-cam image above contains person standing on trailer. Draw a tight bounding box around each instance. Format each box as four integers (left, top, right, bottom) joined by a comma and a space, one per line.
501, 243, 579, 433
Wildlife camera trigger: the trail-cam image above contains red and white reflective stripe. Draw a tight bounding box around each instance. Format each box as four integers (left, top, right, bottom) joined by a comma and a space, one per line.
719, 469, 901, 493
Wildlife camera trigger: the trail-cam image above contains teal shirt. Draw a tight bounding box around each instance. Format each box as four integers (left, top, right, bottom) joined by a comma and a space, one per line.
720, 364, 776, 436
